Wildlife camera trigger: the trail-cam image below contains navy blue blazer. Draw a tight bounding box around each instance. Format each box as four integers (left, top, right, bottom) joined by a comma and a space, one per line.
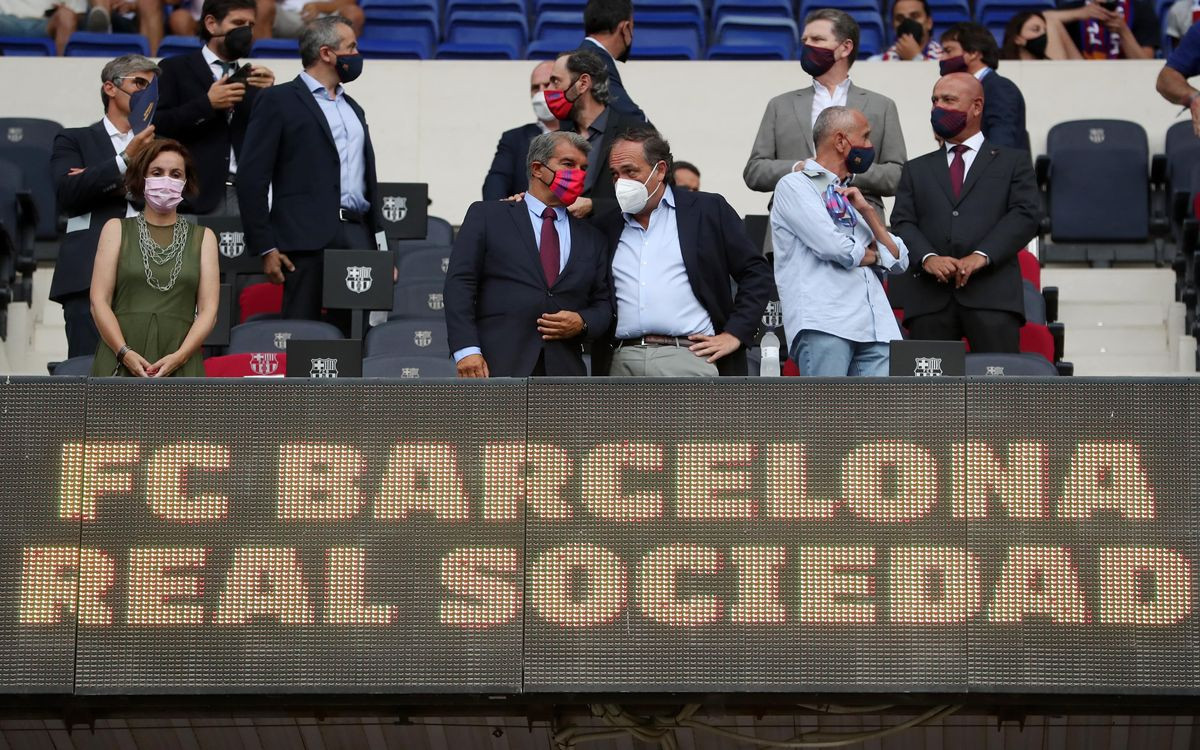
580, 38, 648, 124
482, 122, 541, 201
592, 188, 773, 376
981, 69, 1030, 152
443, 198, 614, 376
237, 75, 382, 256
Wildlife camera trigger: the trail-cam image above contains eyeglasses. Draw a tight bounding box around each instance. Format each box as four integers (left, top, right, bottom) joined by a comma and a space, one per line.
114, 76, 152, 90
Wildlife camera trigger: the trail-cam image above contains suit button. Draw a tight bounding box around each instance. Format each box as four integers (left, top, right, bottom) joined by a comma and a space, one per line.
952, 210, 959, 217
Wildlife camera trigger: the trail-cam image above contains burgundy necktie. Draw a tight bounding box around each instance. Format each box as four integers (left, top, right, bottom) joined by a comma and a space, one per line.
949, 144, 968, 198
539, 206, 560, 286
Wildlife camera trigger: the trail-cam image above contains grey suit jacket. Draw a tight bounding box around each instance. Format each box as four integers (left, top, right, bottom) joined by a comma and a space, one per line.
743, 83, 906, 215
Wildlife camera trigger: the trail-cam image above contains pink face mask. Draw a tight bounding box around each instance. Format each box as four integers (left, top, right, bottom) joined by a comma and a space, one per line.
143, 175, 185, 212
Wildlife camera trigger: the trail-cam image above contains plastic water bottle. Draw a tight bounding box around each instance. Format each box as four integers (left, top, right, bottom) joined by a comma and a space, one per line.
759, 330, 781, 377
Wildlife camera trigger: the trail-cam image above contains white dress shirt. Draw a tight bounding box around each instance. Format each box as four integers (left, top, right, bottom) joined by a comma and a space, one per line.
201, 43, 239, 175
811, 76, 852, 128
101, 116, 138, 218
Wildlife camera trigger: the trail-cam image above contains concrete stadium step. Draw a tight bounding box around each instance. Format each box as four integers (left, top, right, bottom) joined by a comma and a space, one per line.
1066, 326, 1173, 356
1042, 267, 1176, 302
1059, 302, 1167, 328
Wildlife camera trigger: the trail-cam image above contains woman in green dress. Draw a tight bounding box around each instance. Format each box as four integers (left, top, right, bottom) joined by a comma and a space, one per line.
90, 138, 219, 377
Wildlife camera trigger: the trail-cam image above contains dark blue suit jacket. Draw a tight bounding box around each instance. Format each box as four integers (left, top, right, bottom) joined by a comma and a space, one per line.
581, 38, 648, 123
444, 198, 614, 376
237, 75, 382, 256
482, 122, 541, 201
592, 188, 772, 376
981, 69, 1030, 152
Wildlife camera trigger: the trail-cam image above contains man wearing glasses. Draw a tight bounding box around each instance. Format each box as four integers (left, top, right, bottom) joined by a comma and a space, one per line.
49, 54, 161, 359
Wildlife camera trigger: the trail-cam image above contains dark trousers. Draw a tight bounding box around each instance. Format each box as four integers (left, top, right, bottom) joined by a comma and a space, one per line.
60, 292, 100, 359
281, 220, 372, 335
906, 298, 1021, 354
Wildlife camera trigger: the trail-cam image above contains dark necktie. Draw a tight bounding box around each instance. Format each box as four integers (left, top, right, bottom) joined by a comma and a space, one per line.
949, 144, 968, 198
217, 60, 236, 77
539, 207, 560, 287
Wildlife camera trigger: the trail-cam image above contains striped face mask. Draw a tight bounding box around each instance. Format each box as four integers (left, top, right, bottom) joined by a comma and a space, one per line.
540, 167, 586, 206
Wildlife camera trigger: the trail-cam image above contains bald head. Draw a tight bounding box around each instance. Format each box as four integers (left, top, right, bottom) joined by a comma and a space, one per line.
813, 106, 865, 150
530, 60, 554, 94
932, 73, 984, 141
813, 106, 872, 179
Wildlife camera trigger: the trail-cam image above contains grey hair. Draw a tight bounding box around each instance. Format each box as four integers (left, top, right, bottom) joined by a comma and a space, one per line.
100, 54, 160, 109
300, 15, 352, 68
526, 130, 591, 174
812, 105, 859, 149
563, 49, 611, 105
804, 8, 861, 67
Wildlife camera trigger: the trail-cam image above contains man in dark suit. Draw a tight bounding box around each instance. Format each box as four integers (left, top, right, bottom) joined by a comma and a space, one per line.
50, 54, 160, 358
156, 0, 275, 216
237, 16, 385, 328
445, 131, 613, 377
593, 126, 772, 377
889, 73, 1041, 353
482, 60, 559, 201
549, 48, 643, 221
939, 22, 1029, 151
580, 0, 646, 122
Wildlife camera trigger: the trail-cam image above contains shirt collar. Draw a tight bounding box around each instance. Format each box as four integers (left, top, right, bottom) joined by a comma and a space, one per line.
799, 158, 844, 188
300, 70, 342, 100
814, 76, 852, 98
102, 116, 129, 139
525, 191, 564, 221
946, 130, 987, 154
201, 44, 236, 68
621, 184, 676, 222
974, 66, 992, 80
583, 36, 614, 63
588, 106, 610, 137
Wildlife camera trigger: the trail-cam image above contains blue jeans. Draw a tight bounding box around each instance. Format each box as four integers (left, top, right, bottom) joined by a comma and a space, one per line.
792, 329, 889, 377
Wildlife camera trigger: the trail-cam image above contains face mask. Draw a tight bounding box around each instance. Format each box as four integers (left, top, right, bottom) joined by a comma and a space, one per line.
539, 166, 586, 206
333, 52, 363, 83
939, 54, 968, 75
846, 143, 875, 174
215, 24, 253, 59
143, 175, 186, 213
896, 17, 925, 42
615, 163, 664, 215
127, 74, 158, 135
531, 91, 554, 122
931, 105, 968, 140
537, 82, 578, 120
1024, 32, 1049, 58
800, 44, 838, 77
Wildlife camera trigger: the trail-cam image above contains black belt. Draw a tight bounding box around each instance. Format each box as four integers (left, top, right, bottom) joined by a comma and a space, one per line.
339, 208, 365, 224
617, 335, 691, 348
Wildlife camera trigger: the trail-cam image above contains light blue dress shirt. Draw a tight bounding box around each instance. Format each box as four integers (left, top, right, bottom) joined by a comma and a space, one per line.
770, 160, 909, 348
298, 71, 368, 213
452, 194, 572, 363
612, 186, 714, 339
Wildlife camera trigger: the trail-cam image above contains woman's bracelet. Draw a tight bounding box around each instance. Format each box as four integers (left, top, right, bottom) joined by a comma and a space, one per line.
115, 344, 130, 364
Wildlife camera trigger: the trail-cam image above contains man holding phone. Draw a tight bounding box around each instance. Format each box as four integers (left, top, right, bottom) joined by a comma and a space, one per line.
156, 0, 276, 216
870, 0, 942, 61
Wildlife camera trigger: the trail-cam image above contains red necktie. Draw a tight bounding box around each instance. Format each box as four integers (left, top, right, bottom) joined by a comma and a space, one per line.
949, 144, 968, 198
539, 206, 560, 287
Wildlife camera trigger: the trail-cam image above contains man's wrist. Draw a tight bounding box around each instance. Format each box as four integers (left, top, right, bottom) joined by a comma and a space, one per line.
1187, 91, 1200, 108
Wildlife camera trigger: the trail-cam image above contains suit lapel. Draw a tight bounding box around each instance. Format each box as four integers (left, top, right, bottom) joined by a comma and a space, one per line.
933, 145, 956, 205
509, 200, 549, 285
556, 215, 587, 287
791, 87, 815, 151
189, 48, 215, 88
90, 121, 115, 157
956, 140, 998, 205
291, 76, 336, 148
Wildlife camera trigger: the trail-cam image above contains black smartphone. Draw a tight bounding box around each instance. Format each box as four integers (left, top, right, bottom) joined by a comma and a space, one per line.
225, 63, 253, 85
1099, 1, 1119, 11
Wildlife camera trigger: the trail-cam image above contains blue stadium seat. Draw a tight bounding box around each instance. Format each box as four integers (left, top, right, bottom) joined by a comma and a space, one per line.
1023, 280, 1046, 325
157, 34, 202, 57
227, 319, 343, 354
712, 0, 792, 24
1044, 119, 1150, 242
250, 38, 300, 57
975, 0, 1053, 27
361, 9, 438, 56
360, 0, 436, 10
0, 36, 56, 56
798, 0, 877, 23
427, 215, 454, 245
966, 352, 1059, 376
358, 38, 429, 58
0, 144, 57, 240
364, 318, 450, 357
0, 118, 63, 152
50, 356, 95, 376
532, 11, 584, 51
389, 278, 447, 319
713, 15, 798, 58
533, 0, 586, 12
636, 0, 705, 14
845, 10, 886, 57
0, 160, 35, 260
397, 246, 451, 278
65, 32, 149, 57
628, 11, 704, 59
439, 11, 527, 58
446, 0, 525, 21
363, 354, 457, 377
1164, 121, 1200, 223
706, 42, 791, 58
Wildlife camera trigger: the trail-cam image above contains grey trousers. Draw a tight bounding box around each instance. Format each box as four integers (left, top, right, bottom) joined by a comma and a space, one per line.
610, 343, 719, 377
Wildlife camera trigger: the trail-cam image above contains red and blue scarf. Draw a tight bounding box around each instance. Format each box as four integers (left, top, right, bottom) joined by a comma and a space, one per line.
1082, 0, 1131, 59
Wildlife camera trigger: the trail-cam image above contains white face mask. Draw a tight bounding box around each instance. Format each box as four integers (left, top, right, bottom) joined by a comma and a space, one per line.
615, 162, 664, 215
531, 91, 554, 122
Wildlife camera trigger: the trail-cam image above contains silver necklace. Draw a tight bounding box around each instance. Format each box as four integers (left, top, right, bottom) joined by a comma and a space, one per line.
136, 213, 188, 292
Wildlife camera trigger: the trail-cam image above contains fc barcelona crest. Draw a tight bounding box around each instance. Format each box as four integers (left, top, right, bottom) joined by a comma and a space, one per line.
346, 266, 373, 294
382, 196, 408, 223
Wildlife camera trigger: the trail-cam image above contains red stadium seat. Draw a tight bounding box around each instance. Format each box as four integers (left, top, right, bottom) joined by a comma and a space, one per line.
203, 352, 287, 377
1019, 323, 1055, 363
1017, 248, 1040, 289
238, 282, 283, 323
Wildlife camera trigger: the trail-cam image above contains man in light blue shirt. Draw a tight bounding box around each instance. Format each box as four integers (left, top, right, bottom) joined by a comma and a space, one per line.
771, 106, 909, 376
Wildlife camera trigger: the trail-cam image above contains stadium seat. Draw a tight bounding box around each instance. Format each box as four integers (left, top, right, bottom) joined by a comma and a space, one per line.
227, 319, 343, 354
636, 0, 705, 15
712, 0, 793, 24
64, 32, 149, 56
0, 118, 63, 152
966, 352, 1059, 376
364, 318, 450, 356
0, 144, 58, 240
203, 352, 287, 377
427, 215, 454, 245
1042, 120, 1150, 243
712, 15, 798, 59
363, 354, 457, 377
361, 8, 438, 57
250, 38, 300, 57
1019, 322, 1055, 363
49, 355, 95, 376
1023, 279, 1046, 325
531, 11, 585, 52
0, 36, 55, 56
446, 0, 525, 20
358, 38, 429, 58
799, 0, 877, 23
360, 0, 437, 10
1017, 248, 1040, 289
705, 42, 791, 59
975, 0, 1053, 28
438, 11, 528, 59
389, 278, 447, 319
0, 160, 34, 258
238, 282, 283, 323
629, 12, 704, 59
397, 246, 451, 278
845, 10, 886, 57
157, 35, 202, 56
533, 0, 586, 12
1165, 121, 1200, 226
